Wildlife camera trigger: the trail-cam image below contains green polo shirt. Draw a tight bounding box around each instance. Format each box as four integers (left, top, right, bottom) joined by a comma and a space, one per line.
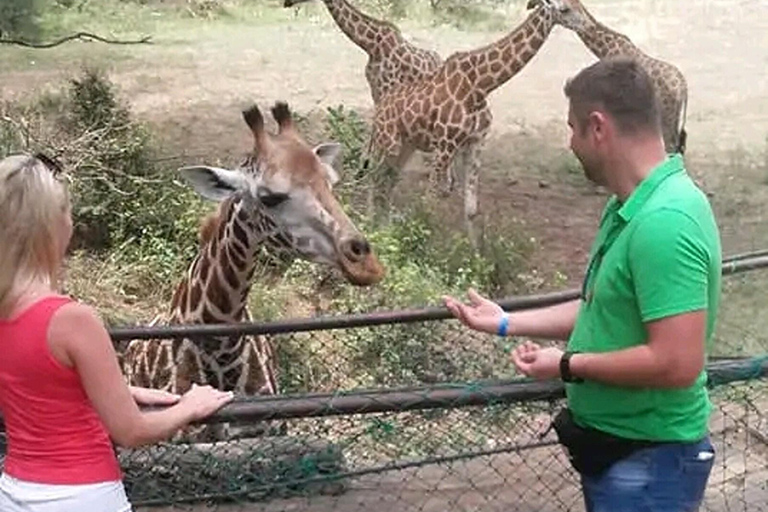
567, 154, 722, 442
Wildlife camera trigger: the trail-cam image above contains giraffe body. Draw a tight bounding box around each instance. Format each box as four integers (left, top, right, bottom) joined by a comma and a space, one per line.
365, 7, 556, 237
529, 0, 688, 154
121, 102, 385, 441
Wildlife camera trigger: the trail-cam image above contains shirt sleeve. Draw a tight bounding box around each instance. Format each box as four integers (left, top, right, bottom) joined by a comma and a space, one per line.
628, 209, 712, 322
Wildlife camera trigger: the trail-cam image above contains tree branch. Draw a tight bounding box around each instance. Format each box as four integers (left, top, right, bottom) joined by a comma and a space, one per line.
0, 31, 152, 49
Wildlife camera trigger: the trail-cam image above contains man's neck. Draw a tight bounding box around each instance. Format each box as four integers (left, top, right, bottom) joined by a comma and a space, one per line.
605, 134, 667, 202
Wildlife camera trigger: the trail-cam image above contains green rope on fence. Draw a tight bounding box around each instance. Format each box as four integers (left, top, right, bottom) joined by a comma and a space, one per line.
706, 354, 768, 388
463, 381, 483, 394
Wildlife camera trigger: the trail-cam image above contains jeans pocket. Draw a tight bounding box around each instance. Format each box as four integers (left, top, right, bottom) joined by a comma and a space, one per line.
680, 439, 715, 509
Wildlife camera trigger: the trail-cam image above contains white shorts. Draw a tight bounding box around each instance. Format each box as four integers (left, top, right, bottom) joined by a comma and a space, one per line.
0, 473, 131, 512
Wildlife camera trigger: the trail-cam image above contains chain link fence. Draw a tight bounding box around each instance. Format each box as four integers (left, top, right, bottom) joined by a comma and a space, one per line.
2, 252, 768, 512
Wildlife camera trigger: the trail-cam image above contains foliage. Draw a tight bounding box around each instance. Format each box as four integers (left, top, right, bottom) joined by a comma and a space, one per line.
0, 67, 208, 296
63, 67, 205, 280
0, 0, 44, 39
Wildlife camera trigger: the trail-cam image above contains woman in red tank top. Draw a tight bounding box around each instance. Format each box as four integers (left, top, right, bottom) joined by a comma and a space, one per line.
0, 153, 234, 512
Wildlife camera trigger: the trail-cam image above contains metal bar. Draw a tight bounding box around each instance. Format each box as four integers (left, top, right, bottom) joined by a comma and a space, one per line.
108, 253, 768, 341
187, 356, 768, 424
1, 356, 767, 432
194, 379, 565, 424
109, 288, 582, 341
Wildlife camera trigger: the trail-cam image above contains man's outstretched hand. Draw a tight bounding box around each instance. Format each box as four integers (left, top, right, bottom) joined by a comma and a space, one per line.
442, 288, 505, 335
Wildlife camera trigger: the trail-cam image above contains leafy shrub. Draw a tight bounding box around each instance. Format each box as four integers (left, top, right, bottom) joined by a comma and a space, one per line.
1, 67, 207, 293
55, 68, 204, 279
0, 0, 43, 39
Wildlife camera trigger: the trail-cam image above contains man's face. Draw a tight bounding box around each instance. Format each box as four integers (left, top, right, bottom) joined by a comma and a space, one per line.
567, 104, 605, 186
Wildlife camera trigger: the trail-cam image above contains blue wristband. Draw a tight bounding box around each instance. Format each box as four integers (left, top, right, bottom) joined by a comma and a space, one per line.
497, 313, 509, 337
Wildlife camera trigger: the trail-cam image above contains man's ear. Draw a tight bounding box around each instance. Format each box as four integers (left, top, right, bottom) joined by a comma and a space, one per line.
588, 111, 608, 140
179, 166, 247, 201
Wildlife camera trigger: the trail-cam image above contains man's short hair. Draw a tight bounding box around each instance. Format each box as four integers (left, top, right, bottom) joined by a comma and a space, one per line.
564, 57, 662, 136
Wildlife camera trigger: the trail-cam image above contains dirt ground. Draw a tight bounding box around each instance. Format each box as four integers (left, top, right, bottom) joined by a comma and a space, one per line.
133, 421, 768, 512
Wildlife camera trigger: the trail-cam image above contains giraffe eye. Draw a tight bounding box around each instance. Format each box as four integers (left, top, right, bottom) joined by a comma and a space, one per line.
258, 192, 290, 208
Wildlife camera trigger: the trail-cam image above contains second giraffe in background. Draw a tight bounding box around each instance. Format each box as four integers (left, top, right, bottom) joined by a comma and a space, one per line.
528, 0, 689, 155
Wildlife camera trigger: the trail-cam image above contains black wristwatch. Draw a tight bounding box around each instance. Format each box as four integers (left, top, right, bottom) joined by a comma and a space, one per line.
560, 351, 584, 383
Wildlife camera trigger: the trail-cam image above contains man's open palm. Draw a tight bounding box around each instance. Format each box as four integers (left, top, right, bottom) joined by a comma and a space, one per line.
443, 288, 505, 334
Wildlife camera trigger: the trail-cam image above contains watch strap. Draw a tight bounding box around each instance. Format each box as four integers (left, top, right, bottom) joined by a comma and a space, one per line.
560, 351, 584, 383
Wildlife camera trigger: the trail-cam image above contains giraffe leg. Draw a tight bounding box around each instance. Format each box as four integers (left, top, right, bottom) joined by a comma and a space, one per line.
366, 137, 410, 224
458, 141, 483, 249
428, 143, 460, 198
222, 335, 283, 441
169, 341, 227, 444
364, 159, 399, 223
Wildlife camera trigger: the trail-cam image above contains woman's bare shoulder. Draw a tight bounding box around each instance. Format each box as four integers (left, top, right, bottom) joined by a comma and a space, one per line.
51, 300, 104, 327
48, 300, 110, 348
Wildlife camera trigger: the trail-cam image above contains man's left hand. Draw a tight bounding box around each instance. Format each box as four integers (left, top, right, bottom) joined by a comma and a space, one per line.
511, 341, 564, 380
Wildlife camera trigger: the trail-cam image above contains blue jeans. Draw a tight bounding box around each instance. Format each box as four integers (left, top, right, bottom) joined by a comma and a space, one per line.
580, 436, 715, 512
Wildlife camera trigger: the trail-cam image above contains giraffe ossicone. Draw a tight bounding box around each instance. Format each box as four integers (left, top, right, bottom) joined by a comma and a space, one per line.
121, 101, 385, 440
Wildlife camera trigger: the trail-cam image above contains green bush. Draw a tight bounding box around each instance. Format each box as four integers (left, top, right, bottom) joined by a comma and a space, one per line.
1, 68, 207, 292
58, 68, 203, 274
0, 0, 43, 39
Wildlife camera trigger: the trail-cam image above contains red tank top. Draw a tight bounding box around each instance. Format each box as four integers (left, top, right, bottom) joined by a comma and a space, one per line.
0, 295, 122, 484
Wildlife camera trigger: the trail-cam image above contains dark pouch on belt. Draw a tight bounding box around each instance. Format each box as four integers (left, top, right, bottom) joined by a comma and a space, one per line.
552, 407, 658, 477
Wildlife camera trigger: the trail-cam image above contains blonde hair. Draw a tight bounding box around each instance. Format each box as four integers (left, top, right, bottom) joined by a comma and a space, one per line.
0, 153, 70, 317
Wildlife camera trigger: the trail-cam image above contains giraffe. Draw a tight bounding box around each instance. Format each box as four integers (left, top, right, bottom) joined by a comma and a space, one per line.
527, 0, 689, 155
283, 0, 443, 105
283, 0, 444, 219
121, 101, 386, 441
363, 5, 557, 241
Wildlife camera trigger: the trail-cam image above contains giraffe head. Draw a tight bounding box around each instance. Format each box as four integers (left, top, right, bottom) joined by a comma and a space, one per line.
526, 0, 590, 32
179, 102, 385, 286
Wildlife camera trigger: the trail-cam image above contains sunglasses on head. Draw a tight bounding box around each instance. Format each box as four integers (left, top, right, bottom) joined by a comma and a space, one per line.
33, 152, 64, 176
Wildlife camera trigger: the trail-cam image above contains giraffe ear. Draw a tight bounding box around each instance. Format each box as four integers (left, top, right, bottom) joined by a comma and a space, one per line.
313, 143, 342, 185
314, 142, 342, 165
179, 166, 248, 202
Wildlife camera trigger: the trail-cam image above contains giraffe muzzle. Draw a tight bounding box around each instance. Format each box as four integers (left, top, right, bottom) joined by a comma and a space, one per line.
337, 236, 385, 286
341, 237, 371, 261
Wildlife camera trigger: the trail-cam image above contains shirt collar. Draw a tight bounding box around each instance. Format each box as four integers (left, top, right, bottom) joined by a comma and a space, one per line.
616, 153, 684, 222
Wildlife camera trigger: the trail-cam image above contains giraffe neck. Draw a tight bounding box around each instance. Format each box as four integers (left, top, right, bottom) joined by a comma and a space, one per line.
573, 10, 640, 59
169, 194, 294, 326
320, 0, 395, 57
451, 7, 555, 98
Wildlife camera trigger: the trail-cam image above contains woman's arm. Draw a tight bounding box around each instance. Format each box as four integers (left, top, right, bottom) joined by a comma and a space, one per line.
47, 301, 233, 448
129, 386, 182, 406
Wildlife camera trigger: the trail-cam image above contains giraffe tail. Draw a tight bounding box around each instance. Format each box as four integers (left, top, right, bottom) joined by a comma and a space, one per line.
361, 129, 378, 174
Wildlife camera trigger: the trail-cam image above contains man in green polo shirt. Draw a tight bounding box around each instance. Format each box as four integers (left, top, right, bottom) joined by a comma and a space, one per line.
443, 57, 721, 512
